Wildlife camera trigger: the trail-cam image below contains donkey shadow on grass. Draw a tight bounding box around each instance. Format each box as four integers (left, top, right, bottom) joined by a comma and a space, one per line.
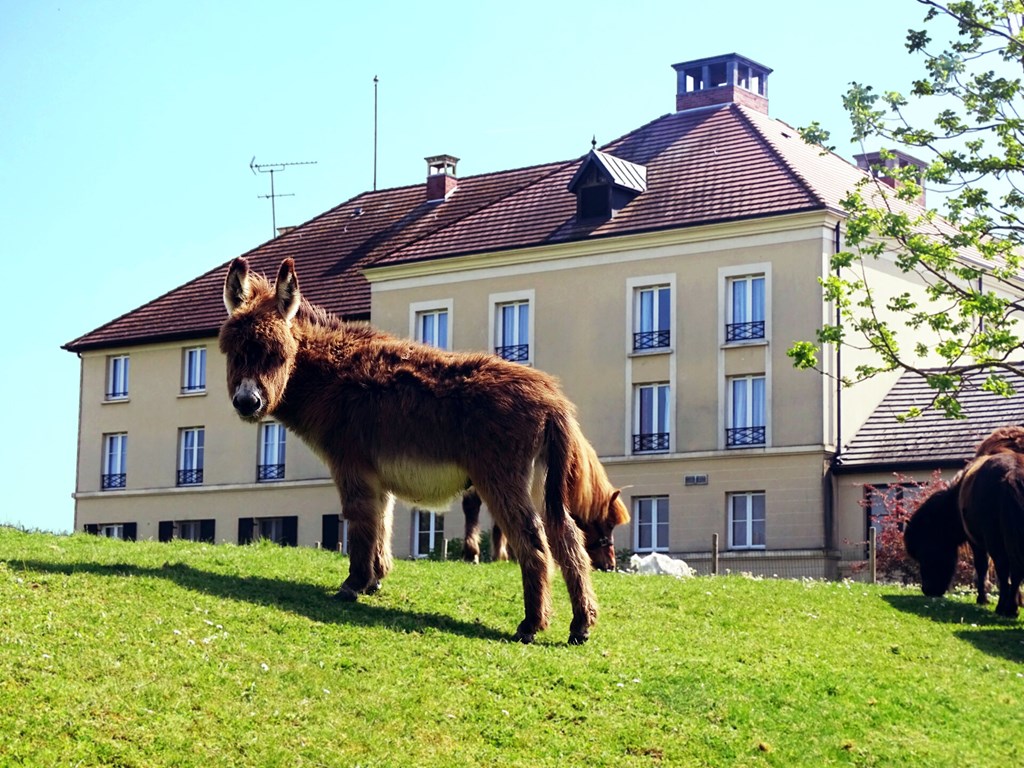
8, 558, 510, 642
883, 594, 1024, 663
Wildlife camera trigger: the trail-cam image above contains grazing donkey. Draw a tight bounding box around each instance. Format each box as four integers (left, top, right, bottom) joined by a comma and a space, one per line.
219, 257, 627, 644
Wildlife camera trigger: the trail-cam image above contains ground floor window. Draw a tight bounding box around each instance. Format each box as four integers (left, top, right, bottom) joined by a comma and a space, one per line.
728, 492, 766, 549
413, 510, 444, 558
84, 522, 137, 541
321, 514, 349, 554
158, 519, 215, 543
238, 516, 298, 546
633, 496, 669, 552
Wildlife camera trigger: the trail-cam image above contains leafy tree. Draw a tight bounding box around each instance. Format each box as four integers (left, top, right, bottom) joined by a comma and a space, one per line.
789, 0, 1024, 418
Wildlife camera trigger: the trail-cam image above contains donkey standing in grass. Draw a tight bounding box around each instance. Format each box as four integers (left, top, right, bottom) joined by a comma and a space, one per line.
219, 257, 626, 644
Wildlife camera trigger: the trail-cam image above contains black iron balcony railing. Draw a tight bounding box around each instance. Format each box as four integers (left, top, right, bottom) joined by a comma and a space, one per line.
633, 433, 670, 453
177, 468, 204, 486
257, 463, 286, 482
726, 426, 766, 448
181, 383, 206, 394
105, 389, 129, 400
101, 473, 126, 490
633, 330, 671, 351
726, 320, 766, 342
495, 344, 529, 362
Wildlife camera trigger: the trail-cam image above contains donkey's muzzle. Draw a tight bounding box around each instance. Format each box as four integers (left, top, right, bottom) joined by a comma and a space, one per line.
232, 389, 263, 418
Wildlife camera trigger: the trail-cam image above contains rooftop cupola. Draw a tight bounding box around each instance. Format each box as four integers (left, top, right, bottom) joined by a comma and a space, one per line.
567, 146, 647, 221
672, 53, 772, 114
426, 154, 459, 201
854, 149, 928, 207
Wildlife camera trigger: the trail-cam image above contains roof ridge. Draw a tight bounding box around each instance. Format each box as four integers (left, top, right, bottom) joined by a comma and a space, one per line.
731, 105, 827, 209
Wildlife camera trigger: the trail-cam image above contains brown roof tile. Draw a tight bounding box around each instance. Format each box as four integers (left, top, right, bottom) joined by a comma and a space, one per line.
835, 366, 1024, 472
64, 103, 867, 352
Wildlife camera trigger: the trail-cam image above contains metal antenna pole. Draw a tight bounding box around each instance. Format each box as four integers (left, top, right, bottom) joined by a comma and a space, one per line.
250, 157, 318, 237
373, 75, 379, 191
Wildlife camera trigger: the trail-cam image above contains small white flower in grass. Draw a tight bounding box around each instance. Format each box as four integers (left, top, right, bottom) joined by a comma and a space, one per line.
323, 689, 331, 696
501, 709, 510, 716
173, 629, 182, 636
260, 662, 269, 672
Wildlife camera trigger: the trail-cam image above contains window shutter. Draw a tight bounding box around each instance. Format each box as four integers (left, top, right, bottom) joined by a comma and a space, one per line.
84, 524, 99, 536
158, 521, 174, 543
199, 519, 216, 543
283, 516, 299, 547
238, 517, 255, 545
123, 523, 137, 542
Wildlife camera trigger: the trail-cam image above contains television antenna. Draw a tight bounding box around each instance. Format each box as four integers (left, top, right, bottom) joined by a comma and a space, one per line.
250, 157, 318, 237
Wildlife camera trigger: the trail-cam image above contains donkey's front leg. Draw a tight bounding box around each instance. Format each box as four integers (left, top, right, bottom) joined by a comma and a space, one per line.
335, 477, 395, 602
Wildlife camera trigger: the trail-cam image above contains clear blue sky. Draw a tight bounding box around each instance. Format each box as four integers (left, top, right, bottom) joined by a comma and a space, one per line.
2, 0, 937, 533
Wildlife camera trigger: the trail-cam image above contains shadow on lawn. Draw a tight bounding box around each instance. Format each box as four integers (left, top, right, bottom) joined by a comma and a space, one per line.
8, 559, 510, 642
882, 594, 1024, 663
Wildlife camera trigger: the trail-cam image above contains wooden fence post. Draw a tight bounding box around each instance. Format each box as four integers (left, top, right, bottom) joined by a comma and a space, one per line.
868, 527, 877, 585
711, 533, 719, 576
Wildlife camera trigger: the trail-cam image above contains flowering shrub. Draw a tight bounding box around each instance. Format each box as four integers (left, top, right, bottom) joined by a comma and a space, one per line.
860, 470, 981, 589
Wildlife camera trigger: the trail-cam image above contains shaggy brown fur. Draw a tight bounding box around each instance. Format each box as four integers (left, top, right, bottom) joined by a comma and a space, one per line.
973, 425, 1024, 458
462, 440, 630, 571
219, 257, 627, 644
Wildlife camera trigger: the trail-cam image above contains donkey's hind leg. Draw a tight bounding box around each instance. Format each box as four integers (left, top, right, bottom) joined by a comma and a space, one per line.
334, 472, 394, 601
547, 517, 599, 644
462, 490, 482, 564
477, 484, 551, 643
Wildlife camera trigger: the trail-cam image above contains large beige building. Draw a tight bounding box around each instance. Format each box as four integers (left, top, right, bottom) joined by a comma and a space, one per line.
64, 53, 969, 574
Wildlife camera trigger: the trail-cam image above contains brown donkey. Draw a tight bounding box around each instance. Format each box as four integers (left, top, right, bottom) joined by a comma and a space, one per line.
219, 257, 625, 644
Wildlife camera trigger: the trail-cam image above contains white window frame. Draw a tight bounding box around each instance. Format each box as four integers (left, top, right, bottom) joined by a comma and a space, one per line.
178, 427, 205, 485
633, 383, 671, 454
413, 510, 445, 558
179, 520, 202, 542
725, 274, 767, 343
257, 517, 285, 544
409, 299, 453, 350
489, 289, 534, 365
632, 284, 672, 351
100, 524, 125, 539
726, 375, 767, 448
106, 355, 130, 401
102, 433, 127, 490
633, 496, 670, 552
258, 422, 286, 482
182, 346, 207, 394
728, 492, 766, 550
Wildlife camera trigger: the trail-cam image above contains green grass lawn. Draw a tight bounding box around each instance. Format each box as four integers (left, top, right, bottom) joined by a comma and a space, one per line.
1, 526, 1021, 767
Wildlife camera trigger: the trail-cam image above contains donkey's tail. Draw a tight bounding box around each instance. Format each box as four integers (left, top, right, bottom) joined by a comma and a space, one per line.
543, 411, 574, 528
1001, 454, 1024, 570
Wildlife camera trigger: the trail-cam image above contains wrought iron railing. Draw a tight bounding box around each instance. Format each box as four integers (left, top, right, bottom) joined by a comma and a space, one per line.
101, 473, 126, 490
726, 321, 766, 342
633, 330, 671, 351
257, 464, 286, 482
495, 344, 529, 362
633, 433, 670, 453
180, 383, 206, 394
726, 426, 766, 448
105, 390, 129, 400
177, 468, 204, 486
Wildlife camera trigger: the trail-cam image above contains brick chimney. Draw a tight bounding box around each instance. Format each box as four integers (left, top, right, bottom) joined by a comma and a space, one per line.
854, 150, 927, 207
426, 154, 459, 201
672, 53, 772, 114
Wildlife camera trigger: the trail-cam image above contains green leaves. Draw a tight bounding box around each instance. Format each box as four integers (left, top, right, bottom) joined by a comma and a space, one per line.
788, 0, 1024, 418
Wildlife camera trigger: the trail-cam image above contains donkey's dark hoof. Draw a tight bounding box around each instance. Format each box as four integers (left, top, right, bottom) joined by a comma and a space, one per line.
364, 580, 382, 596
568, 631, 589, 645
513, 632, 535, 645
333, 586, 360, 602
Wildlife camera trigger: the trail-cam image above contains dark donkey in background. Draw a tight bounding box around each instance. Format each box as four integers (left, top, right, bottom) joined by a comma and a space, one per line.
219, 257, 628, 644
904, 426, 1024, 616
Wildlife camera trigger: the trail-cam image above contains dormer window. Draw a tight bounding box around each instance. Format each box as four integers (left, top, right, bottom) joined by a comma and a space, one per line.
567, 149, 646, 222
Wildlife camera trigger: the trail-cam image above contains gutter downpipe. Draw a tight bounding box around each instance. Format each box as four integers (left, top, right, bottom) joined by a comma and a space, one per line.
824, 221, 842, 559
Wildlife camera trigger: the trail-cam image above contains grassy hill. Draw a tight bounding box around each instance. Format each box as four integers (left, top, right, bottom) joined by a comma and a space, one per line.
1, 526, 1021, 767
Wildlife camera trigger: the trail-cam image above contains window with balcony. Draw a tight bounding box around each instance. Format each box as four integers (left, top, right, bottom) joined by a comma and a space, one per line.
177, 427, 204, 486
728, 492, 766, 549
633, 285, 671, 351
633, 383, 670, 453
182, 347, 207, 394
726, 274, 766, 342
495, 300, 530, 362
106, 355, 130, 400
102, 433, 127, 490
258, 422, 286, 481
634, 496, 670, 552
727, 375, 766, 448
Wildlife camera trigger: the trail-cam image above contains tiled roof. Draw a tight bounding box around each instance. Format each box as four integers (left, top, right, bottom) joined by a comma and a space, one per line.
567, 149, 648, 194
835, 366, 1024, 472
64, 103, 869, 353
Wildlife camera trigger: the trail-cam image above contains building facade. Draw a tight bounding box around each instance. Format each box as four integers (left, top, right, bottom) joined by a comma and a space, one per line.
64, 53, 951, 574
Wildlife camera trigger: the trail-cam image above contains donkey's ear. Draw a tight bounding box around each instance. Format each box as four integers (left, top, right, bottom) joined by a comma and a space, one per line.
275, 258, 301, 322
224, 258, 251, 315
